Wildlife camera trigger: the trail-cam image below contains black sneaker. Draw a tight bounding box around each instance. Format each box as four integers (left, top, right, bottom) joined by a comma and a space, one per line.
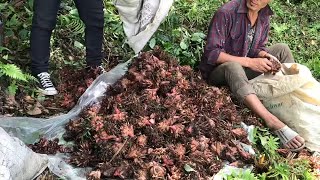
98, 65, 107, 74
87, 65, 107, 75
36, 72, 58, 95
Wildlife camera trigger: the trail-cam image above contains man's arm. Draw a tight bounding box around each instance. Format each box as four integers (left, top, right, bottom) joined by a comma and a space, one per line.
204, 9, 272, 73
203, 9, 230, 65
216, 52, 251, 67
216, 51, 272, 73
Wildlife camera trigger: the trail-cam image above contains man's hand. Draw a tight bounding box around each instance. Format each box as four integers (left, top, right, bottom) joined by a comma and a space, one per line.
247, 58, 272, 73
264, 53, 282, 74
264, 53, 281, 64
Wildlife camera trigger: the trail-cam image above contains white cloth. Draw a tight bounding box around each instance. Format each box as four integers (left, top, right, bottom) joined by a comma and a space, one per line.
250, 63, 320, 152
115, 0, 174, 53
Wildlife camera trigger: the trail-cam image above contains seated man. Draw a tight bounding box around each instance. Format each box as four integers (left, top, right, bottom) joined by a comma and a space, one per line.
199, 0, 305, 151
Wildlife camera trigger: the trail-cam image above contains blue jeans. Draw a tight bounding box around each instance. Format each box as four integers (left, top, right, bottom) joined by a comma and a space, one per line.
30, 0, 104, 75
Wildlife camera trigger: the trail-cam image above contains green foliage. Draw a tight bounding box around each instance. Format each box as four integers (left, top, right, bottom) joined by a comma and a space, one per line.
254, 128, 280, 159
225, 169, 259, 180
266, 160, 314, 180
152, 0, 228, 67
0, 60, 36, 95
251, 127, 317, 180
58, 8, 85, 36
0, 1, 36, 96
269, 0, 320, 78
7, 80, 18, 96
0, 62, 28, 82
0, 1, 33, 52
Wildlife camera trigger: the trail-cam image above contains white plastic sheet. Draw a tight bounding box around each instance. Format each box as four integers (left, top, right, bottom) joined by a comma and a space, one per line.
0, 127, 48, 180
0, 61, 130, 179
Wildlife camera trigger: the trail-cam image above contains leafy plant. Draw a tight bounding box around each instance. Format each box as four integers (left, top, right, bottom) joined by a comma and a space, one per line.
225, 169, 259, 180
151, 0, 228, 67
0, 60, 36, 95
252, 127, 317, 180
253, 127, 280, 160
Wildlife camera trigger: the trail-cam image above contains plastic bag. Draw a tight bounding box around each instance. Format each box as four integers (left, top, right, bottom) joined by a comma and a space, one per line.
115, 0, 174, 53
114, 0, 142, 38
47, 154, 90, 180
250, 63, 320, 152
0, 127, 48, 180
0, 61, 130, 144
0, 61, 130, 179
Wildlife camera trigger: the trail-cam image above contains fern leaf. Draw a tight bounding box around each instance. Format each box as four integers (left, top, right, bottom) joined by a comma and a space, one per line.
24, 73, 37, 82
0, 64, 27, 81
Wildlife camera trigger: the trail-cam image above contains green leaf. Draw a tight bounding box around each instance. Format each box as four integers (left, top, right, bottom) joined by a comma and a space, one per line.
2, 54, 9, 60
0, 64, 27, 81
149, 38, 156, 49
184, 164, 196, 173
259, 136, 268, 146
0, 47, 11, 53
69, 8, 79, 16
191, 32, 206, 42
74, 41, 84, 49
19, 29, 29, 40
8, 81, 18, 96
180, 41, 188, 50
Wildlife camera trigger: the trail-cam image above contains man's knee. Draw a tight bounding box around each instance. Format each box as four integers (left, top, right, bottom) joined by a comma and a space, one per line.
221, 62, 243, 72
32, 15, 57, 31
79, 8, 104, 28
273, 43, 291, 54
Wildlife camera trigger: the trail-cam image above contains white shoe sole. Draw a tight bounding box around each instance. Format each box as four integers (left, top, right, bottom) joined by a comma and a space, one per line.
39, 88, 58, 96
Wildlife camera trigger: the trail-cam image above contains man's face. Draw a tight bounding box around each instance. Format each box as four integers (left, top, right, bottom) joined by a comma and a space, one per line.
246, 0, 271, 12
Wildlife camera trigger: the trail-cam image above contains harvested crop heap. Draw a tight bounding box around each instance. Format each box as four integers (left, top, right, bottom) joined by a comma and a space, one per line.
44, 67, 103, 110
0, 67, 102, 116
64, 49, 257, 179
29, 138, 72, 155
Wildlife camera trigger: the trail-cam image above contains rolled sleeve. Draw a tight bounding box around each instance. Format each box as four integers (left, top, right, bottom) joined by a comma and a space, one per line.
204, 10, 230, 65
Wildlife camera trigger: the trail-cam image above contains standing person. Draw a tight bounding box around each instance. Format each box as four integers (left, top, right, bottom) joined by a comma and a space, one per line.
30, 0, 105, 95
199, 0, 305, 151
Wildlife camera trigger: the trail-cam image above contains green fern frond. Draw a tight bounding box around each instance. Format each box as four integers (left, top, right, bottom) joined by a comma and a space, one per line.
7, 81, 18, 96
0, 63, 27, 81
67, 18, 85, 34
24, 73, 37, 82
59, 8, 85, 35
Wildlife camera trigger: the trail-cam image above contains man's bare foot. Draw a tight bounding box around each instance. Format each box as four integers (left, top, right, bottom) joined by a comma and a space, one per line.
274, 126, 305, 151
268, 120, 305, 151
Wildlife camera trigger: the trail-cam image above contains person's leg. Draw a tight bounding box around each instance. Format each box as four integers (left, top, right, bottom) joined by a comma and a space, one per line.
30, 0, 61, 75
74, 0, 104, 67
208, 62, 256, 102
30, 0, 60, 95
267, 43, 295, 63
208, 62, 304, 150
244, 95, 304, 149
